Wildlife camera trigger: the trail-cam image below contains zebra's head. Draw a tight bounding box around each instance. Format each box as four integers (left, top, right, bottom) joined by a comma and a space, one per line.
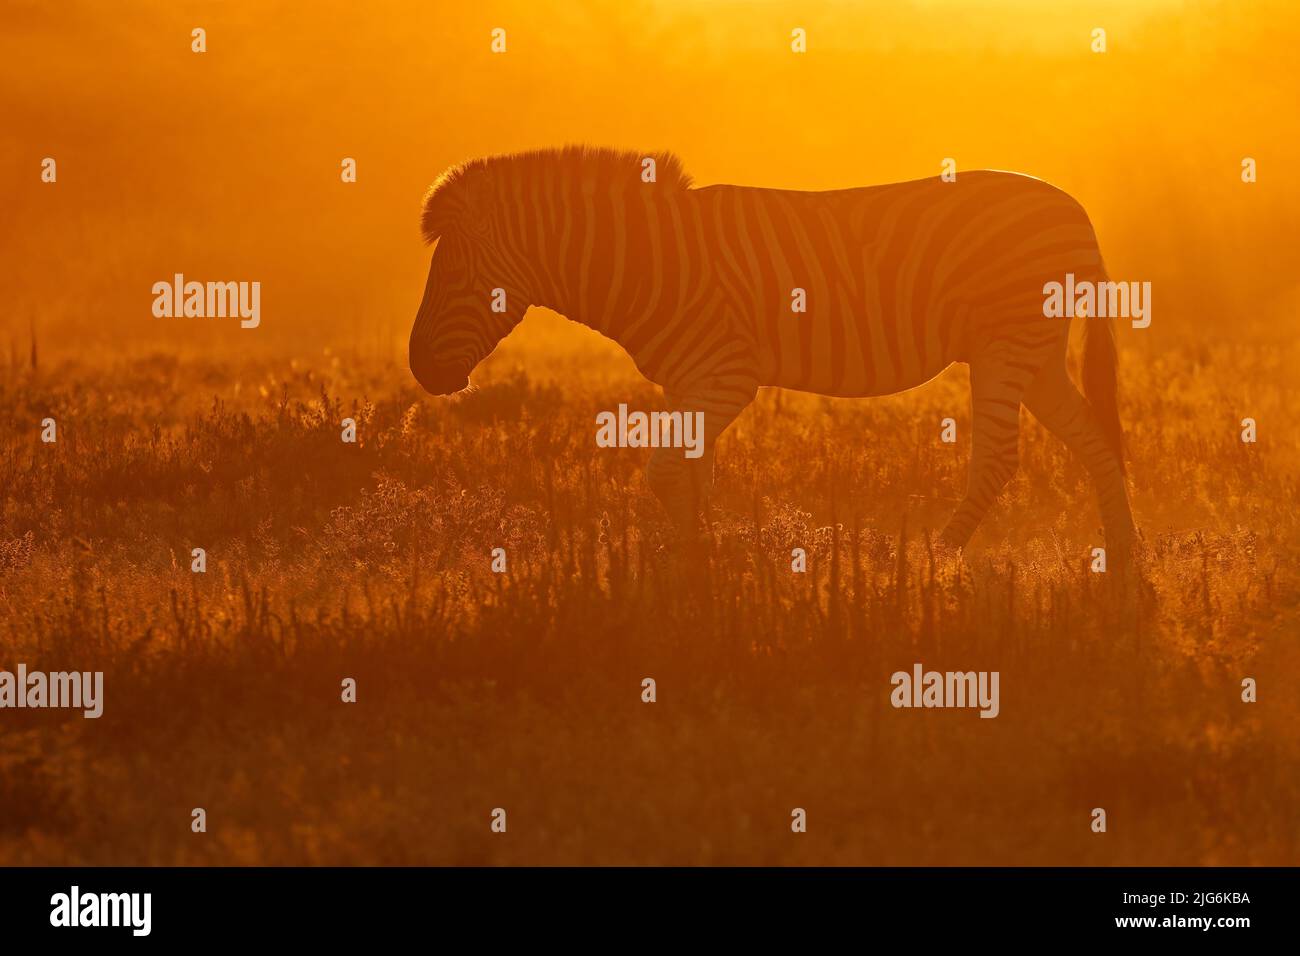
409, 163, 526, 396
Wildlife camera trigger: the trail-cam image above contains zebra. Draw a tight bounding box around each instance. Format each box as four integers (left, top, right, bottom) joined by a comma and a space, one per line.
409, 146, 1136, 557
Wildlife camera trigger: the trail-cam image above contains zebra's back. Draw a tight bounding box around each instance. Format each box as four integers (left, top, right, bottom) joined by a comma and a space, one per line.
686, 171, 1102, 397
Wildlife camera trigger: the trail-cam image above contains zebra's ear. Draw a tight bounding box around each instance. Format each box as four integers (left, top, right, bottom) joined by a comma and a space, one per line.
421, 166, 494, 243
459, 170, 494, 232
420, 191, 446, 244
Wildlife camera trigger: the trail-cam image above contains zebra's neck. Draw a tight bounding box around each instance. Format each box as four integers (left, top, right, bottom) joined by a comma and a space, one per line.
494, 176, 686, 345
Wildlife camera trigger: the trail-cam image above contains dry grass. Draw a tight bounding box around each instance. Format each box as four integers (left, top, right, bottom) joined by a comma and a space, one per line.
1, 327, 1297, 865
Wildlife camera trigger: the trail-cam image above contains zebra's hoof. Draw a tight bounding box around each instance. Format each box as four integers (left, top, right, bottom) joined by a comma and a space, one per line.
930, 538, 965, 564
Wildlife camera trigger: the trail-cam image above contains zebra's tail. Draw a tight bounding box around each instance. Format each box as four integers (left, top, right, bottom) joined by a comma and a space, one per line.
1080, 261, 1125, 473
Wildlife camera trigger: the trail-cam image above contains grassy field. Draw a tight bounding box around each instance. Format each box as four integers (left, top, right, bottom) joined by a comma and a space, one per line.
1, 320, 1297, 865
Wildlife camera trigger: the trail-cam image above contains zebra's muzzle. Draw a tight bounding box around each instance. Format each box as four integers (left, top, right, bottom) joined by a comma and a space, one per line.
410, 353, 469, 396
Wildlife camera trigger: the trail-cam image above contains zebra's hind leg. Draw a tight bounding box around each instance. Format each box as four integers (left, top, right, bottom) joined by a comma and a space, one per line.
646, 373, 758, 542
1022, 360, 1136, 562
940, 346, 1042, 549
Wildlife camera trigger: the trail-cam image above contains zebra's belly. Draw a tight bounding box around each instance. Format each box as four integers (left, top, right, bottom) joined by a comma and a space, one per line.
770, 359, 958, 399
758, 314, 963, 398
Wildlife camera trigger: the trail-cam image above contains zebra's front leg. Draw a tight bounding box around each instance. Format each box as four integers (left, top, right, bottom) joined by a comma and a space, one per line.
645, 374, 758, 539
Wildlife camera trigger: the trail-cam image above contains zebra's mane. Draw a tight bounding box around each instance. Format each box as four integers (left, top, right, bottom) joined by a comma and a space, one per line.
420, 146, 692, 244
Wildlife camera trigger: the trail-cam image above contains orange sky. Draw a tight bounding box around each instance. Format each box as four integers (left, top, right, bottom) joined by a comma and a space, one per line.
1, 0, 1296, 359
